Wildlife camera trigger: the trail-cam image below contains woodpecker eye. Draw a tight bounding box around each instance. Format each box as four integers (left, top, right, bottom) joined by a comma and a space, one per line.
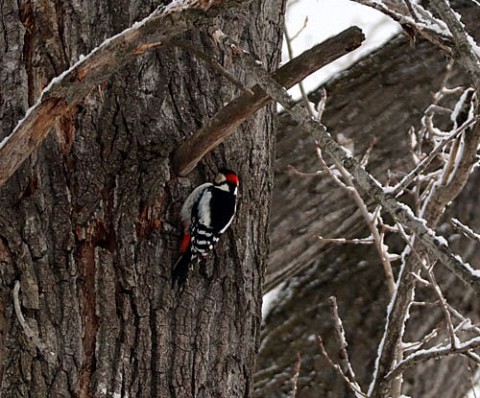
215, 173, 226, 185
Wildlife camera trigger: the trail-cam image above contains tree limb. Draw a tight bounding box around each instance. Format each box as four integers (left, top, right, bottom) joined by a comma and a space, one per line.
172, 26, 365, 176
233, 35, 480, 295
0, 0, 244, 189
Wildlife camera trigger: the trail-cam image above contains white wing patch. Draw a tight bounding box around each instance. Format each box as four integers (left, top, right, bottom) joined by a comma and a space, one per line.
196, 189, 212, 227
180, 183, 213, 228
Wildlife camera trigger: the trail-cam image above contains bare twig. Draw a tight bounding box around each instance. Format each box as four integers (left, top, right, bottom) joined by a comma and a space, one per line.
287, 164, 326, 178
316, 336, 368, 398
284, 24, 315, 117
423, 261, 457, 347
13, 281, 56, 364
328, 297, 360, 386
168, 39, 254, 96
290, 353, 301, 398
317, 145, 396, 294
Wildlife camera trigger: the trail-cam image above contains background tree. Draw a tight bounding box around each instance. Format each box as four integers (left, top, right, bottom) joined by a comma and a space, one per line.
0, 0, 285, 396
256, 1, 480, 397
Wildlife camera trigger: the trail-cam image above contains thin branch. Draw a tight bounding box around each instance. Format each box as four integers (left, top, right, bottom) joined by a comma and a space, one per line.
316, 336, 368, 398
429, 0, 480, 91
168, 39, 254, 96
0, 0, 240, 189
284, 24, 315, 118
328, 297, 361, 387
386, 336, 480, 381
230, 38, 480, 295
317, 145, 396, 294
172, 26, 365, 176
290, 353, 301, 398
452, 218, 480, 245
13, 281, 56, 364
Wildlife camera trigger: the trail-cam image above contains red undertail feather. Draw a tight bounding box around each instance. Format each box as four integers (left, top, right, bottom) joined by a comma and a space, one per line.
172, 245, 192, 288
180, 232, 190, 253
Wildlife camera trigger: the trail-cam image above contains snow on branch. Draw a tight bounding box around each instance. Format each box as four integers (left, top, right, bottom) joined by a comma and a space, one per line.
231, 37, 480, 296
355, 0, 480, 91
0, 0, 243, 189
429, 0, 480, 91
386, 335, 480, 381
452, 218, 480, 244
172, 26, 365, 176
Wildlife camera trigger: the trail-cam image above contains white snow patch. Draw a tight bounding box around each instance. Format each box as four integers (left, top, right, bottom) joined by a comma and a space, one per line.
262, 283, 285, 319
283, 0, 400, 101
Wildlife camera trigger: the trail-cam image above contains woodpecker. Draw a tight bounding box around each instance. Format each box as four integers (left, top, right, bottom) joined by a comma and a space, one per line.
172, 169, 239, 287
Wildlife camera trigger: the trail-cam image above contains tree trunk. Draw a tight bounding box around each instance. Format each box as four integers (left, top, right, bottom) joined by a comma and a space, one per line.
0, 0, 285, 396
257, 2, 480, 397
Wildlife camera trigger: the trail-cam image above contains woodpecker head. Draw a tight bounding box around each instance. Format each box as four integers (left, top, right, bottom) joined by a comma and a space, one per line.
214, 169, 239, 193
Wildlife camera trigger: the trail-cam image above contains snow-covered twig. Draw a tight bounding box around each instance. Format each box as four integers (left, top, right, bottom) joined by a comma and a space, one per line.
452, 218, 480, 245
386, 335, 480, 381
317, 236, 374, 245
429, 0, 480, 91
351, 0, 453, 53
391, 117, 477, 197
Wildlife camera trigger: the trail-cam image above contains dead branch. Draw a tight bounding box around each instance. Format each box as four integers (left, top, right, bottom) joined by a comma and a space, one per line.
172, 26, 365, 176
316, 336, 368, 398
0, 0, 246, 189
328, 297, 360, 387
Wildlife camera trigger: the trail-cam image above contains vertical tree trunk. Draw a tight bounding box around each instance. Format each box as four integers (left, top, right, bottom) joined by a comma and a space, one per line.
0, 0, 285, 396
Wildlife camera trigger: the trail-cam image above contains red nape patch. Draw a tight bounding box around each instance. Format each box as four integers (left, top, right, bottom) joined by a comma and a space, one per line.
226, 173, 239, 186
180, 233, 190, 253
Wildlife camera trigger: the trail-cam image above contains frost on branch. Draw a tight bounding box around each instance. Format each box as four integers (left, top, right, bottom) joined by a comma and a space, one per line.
254, 1, 480, 396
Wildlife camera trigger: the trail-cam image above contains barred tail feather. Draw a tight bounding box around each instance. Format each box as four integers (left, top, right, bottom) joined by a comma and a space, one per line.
172, 246, 192, 288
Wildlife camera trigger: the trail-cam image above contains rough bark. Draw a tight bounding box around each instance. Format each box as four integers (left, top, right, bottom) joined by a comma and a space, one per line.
0, 0, 284, 397
257, 2, 480, 397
